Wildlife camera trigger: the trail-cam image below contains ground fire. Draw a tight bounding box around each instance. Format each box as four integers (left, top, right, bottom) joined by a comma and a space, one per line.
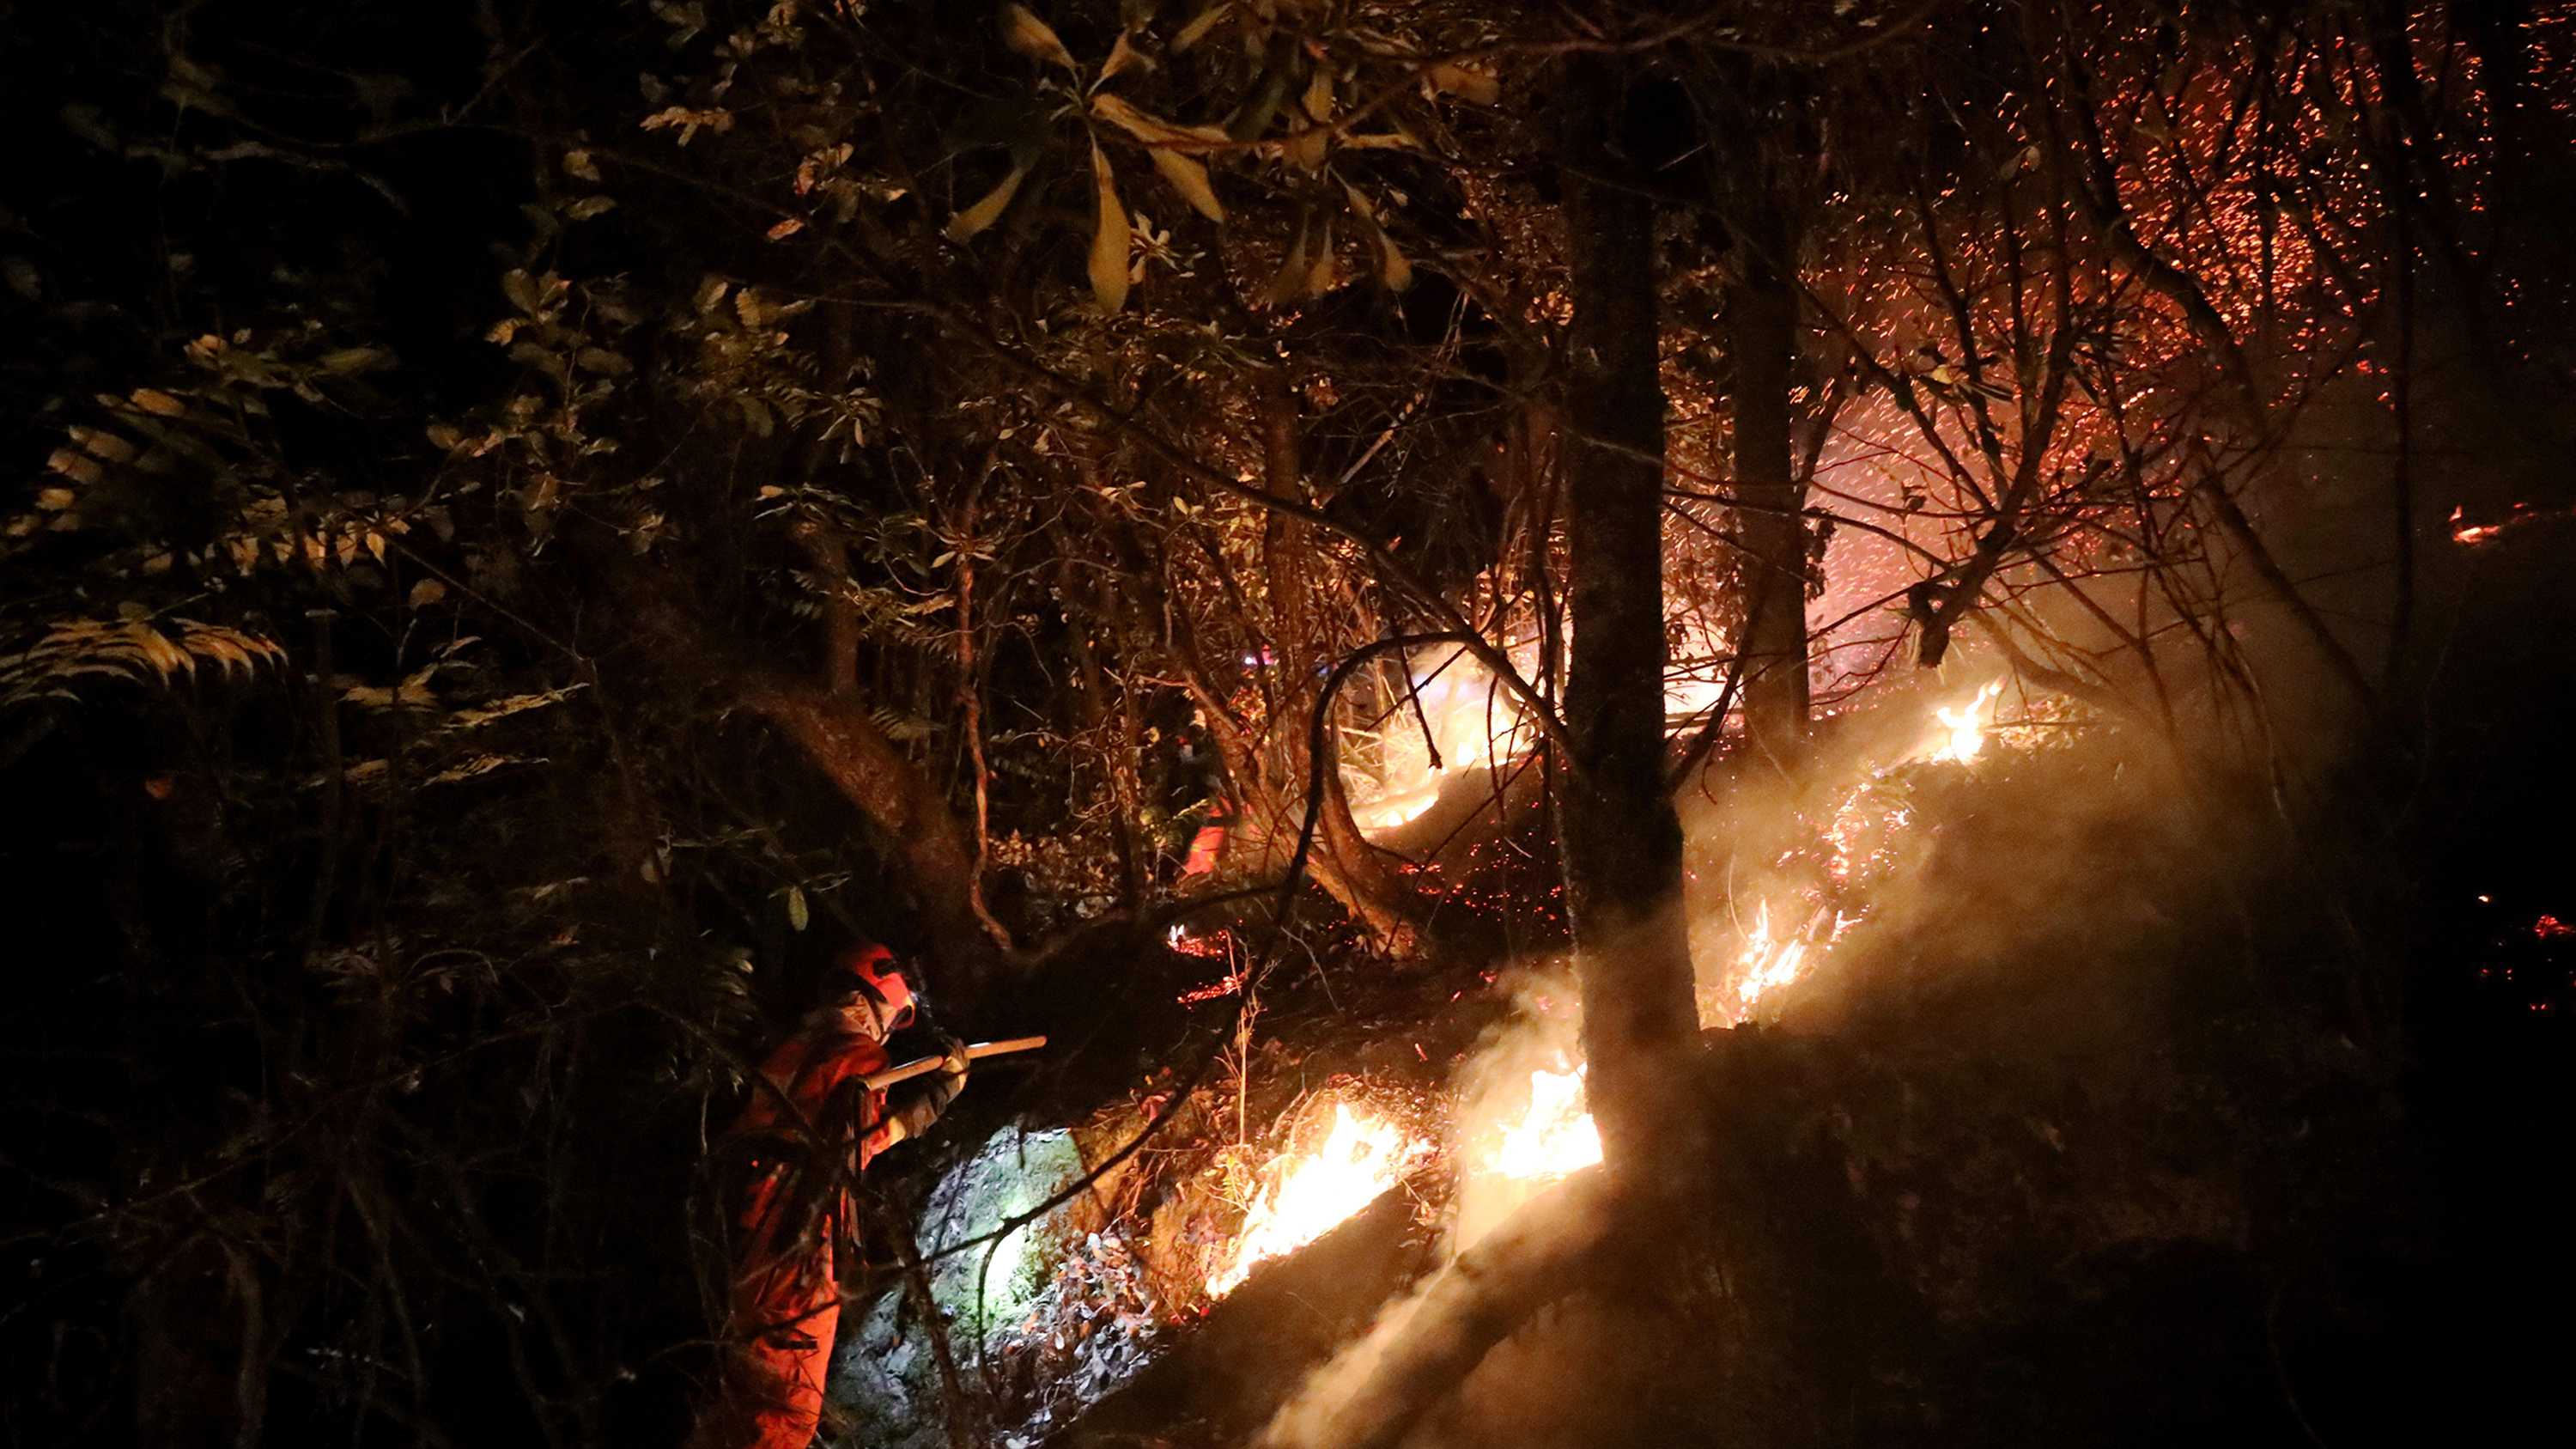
1206, 1102, 1429, 1297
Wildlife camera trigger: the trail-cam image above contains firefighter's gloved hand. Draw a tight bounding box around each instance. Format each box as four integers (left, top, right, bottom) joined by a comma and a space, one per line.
924, 1032, 970, 1112
876, 1036, 969, 1149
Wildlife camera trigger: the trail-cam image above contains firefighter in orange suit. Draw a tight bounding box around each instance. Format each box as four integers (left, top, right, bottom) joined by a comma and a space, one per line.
690, 946, 968, 1449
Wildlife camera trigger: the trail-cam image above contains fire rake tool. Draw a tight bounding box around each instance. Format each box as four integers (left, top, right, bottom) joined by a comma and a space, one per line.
861, 1035, 1047, 1093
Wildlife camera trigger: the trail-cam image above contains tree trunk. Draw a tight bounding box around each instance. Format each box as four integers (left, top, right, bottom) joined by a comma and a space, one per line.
1728, 198, 1812, 766
742, 689, 997, 995
1191, 373, 1425, 952
1558, 53, 1705, 1182
1255, 56, 1750, 1449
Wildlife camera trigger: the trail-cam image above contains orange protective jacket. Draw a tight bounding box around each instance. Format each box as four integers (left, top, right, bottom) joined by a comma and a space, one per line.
696, 1024, 895, 1449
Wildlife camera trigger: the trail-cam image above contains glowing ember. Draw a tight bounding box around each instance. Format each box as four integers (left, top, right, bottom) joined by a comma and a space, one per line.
2451, 510, 2505, 546
1207, 1103, 1422, 1295
1489, 1068, 1602, 1181
1924, 679, 2005, 764
2448, 502, 2576, 545
1737, 901, 1810, 1005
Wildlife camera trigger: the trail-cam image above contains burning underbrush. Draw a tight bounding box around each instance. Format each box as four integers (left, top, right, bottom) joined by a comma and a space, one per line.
1680, 676, 2111, 1032
839, 676, 2399, 1447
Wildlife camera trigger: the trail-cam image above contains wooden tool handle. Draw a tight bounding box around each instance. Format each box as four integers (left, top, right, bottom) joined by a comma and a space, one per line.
860, 1035, 1048, 1093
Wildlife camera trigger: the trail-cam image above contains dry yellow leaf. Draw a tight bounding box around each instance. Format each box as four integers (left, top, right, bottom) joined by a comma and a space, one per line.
1174, 3, 1230, 52
1303, 217, 1338, 296
321, 346, 395, 374
1089, 141, 1130, 312
1001, 4, 1077, 70
1283, 123, 1328, 171
1301, 68, 1334, 123
1427, 60, 1500, 105
45, 454, 100, 486
1151, 148, 1224, 222
945, 164, 1026, 241
70, 425, 135, 462
1266, 215, 1311, 306
1100, 30, 1151, 82
1342, 180, 1412, 290
1091, 93, 1228, 147
126, 622, 191, 677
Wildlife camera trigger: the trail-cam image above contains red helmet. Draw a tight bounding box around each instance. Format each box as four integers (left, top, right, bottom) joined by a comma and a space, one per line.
835, 944, 916, 1033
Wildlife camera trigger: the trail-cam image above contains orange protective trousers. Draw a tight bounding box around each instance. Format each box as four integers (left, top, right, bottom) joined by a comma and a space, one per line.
696, 1029, 890, 1449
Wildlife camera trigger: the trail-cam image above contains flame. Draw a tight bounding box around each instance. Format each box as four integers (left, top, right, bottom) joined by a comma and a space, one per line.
1348, 650, 1538, 836
1454, 1063, 1602, 1250
1207, 1103, 1422, 1295
1489, 1068, 1602, 1181
1737, 901, 1810, 1006
1352, 780, 1445, 831
1923, 679, 2005, 764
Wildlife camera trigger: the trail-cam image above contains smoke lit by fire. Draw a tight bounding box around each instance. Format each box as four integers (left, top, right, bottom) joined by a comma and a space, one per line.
1346, 648, 1534, 833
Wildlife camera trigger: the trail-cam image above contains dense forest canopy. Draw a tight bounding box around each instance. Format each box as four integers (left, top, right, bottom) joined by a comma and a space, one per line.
5, 2, 2573, 1446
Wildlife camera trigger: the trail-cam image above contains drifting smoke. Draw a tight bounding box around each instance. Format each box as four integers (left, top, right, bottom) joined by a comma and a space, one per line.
1255, 1161, 1619, 1449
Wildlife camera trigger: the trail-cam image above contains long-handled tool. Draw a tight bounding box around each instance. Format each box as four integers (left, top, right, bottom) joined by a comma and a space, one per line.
861, 1035, 1046, 1093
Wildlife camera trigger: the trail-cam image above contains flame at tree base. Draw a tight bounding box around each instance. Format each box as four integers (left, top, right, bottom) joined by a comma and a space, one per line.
1491, 1067, 1601, 1181
1452, 1064, 1603, 1249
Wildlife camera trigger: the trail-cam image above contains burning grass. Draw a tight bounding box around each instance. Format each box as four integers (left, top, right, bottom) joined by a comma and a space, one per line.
1207, 1101, 1431, 1294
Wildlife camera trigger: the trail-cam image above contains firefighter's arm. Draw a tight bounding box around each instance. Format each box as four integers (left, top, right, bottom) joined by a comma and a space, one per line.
860, 1037, 969, 1160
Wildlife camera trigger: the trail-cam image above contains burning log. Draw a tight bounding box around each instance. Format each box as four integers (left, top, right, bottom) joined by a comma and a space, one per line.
1052, 1182, 1443, 1448
1255, 1168, 1619, 1449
